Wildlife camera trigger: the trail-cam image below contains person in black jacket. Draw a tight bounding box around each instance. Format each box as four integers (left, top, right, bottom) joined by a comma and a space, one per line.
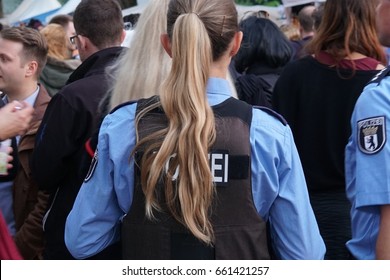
31, 0, 126, 260
233, 16, 292, 107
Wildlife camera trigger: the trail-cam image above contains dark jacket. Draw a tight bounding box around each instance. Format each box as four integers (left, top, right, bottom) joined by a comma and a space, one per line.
272, 55, 380, 193
32, 47, 125, 259
235, 63, 283, 108
235, 74, 272, 108
289, 36, 312, 61
13, 85, 51, 260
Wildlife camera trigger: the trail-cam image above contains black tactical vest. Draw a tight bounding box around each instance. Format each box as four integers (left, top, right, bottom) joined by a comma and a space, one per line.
121, 96, 270, 260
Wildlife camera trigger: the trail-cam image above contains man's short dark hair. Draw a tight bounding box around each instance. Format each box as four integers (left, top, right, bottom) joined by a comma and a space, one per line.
0, 26, 48, 77
298, 5, 315, 33
312, 5, 324, 31
73, 0, 124, 49
49, 14, 73, 29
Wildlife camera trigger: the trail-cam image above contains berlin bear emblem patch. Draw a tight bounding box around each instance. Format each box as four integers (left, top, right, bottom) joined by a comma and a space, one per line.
358, 116, 386, 155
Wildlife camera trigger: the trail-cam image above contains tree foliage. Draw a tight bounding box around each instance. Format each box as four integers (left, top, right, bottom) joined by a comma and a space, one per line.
118, 0, 137, 9
234, 0, 282, 6
58, 0, 137, 7
0, 0, 138, 18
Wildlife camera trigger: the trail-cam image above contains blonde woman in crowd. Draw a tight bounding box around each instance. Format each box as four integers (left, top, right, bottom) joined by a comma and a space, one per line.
39, 24, 81, 96
108, 0, 171, 110
49, 14, 79, 59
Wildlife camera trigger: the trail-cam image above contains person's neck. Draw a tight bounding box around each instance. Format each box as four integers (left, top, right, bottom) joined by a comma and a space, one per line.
81, 43, 121, 62
210, 57, 230, 79
346, 52, 367, 60
301, 31, 314, 40
5, 82, 38, 102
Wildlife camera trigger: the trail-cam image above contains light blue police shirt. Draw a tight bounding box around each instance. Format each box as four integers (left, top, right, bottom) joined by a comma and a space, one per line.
65, 77, 325, 260
345, 70, 390, 259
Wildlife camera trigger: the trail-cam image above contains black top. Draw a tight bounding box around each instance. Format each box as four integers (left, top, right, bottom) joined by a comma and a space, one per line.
272, 55, 380, 192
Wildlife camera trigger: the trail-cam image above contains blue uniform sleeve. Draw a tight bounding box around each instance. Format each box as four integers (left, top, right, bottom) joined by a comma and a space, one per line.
345, 76, 390, 259
65, 103, 137, 259
346, 81, 390, 210
250, 109, 326, 260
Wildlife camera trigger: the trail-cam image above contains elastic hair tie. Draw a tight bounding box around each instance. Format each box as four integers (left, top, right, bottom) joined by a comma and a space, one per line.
191, 12, 200, 17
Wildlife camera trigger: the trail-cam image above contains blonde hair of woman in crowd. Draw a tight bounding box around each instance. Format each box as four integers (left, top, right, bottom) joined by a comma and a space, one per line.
108, 0, 171, 110
49, 14, 78, 59
40, 24, 71, 60
39, 24, 81, 96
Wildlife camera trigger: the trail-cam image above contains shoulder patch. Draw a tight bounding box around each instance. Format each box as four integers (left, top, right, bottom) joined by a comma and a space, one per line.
368, 67, 390, 85
253, 106, 287, 126
84, 149, 98, 182
358, 116, 386, 155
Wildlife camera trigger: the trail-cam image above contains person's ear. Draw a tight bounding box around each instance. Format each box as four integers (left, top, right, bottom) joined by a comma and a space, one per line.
25, 61, 38, 77
160, 33, 172, 58
120, 29, 126, 44
230, 31, 243, 57
77, 35, 87, 50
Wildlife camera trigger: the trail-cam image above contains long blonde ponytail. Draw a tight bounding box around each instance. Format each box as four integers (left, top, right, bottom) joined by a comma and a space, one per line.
134, 0, 238, 245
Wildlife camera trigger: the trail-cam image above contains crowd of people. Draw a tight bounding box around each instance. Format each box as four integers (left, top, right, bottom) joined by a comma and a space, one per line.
0, 0, 389, 260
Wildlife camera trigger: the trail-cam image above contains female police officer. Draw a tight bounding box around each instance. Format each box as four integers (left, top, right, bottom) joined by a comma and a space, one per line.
345, 0, 390, 259
65, 0, 325, 260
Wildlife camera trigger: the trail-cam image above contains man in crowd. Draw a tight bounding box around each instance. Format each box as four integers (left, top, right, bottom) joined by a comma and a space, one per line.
32, 0, 126, 259
0, 26, 51, 259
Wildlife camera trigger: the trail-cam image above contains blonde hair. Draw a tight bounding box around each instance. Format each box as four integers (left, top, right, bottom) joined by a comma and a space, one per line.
134, 0, 238, 245
279, 22, 300, 41
40, 24, 70, 60
109, 0, 171, 110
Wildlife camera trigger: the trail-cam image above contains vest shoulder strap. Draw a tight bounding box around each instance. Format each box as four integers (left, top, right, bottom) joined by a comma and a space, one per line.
368, 67, 390, 85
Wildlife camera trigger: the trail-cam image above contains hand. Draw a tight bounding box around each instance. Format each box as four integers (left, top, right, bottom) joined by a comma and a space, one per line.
0, 101, 34, 140
376, 204, 390, 259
